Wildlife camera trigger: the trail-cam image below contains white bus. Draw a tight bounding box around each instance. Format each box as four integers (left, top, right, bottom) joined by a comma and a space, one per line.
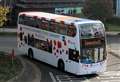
17, 12, 107, 75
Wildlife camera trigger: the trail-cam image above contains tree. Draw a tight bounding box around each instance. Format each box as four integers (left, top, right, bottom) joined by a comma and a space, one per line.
0, 6, 9, 27
82, 0, 113, 22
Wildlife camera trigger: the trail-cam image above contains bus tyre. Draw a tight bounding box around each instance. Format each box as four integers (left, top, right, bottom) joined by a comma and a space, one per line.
58, 60, 65, 71
28, 48, 33, 59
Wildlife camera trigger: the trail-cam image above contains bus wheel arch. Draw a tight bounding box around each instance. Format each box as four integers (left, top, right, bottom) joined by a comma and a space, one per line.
28, 48, 34, 59
58, 59, 65, 71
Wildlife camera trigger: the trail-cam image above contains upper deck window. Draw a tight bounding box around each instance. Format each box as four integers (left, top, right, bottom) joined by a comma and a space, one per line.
19, 15, 39, 28
58, 22, 67, 35
40, 18, 49, 30
49, 20, 58, 33
67, 24, 76, 37
80, 23, 104, 39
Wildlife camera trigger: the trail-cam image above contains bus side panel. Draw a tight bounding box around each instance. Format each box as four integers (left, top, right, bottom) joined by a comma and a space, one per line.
33, 47, 58, 67
65, 60, 80, 74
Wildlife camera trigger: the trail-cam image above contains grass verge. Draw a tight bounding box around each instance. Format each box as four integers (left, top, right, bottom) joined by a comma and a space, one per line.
0, 51, 22, 82
0, 32, 16, 36
106, 24, 120, 32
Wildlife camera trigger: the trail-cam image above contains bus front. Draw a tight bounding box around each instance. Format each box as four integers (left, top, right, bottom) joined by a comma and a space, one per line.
79, 22, 107, 75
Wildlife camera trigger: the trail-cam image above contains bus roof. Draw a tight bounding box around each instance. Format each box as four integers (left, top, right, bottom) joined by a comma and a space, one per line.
19, 11, 100, 24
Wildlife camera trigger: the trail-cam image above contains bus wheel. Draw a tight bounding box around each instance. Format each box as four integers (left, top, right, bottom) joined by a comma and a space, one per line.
58, 59, 65, 71
28, 48, 33, 59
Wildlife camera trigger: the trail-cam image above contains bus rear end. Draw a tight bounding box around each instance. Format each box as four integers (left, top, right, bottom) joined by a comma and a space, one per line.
78, 21, 107, 75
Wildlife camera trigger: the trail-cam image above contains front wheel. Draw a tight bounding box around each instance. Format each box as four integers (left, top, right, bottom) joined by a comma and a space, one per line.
58, 60, 65, 71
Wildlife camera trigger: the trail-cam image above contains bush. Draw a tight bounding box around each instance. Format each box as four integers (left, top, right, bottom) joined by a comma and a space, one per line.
0, 6, 10, 27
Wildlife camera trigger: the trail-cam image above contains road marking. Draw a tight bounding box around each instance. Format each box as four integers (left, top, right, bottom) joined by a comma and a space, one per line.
56, 74, 90, 82
49, 72, 57, 82
56, 75, 72, 82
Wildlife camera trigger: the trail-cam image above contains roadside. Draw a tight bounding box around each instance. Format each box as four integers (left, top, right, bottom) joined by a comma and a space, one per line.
0, 28, 16, 33
0, 50, 41, 82
0, 28, 16, 36
0, 51, 22, 82
7, 56, 41, 82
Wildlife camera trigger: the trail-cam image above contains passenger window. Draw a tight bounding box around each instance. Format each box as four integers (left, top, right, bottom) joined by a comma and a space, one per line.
19, 16, 29, 25
58, 22, 67, 35
40, 18, 49, 30
19, 15, 24, 24
28, 17, 38, 27
67, 24, 76, 37
49, 20, 58, 33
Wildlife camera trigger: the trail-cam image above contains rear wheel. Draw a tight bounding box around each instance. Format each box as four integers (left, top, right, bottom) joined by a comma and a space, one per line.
28, 48, 33, 59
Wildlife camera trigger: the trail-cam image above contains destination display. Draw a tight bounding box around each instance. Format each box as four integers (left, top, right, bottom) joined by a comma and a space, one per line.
81, 38, 105, 48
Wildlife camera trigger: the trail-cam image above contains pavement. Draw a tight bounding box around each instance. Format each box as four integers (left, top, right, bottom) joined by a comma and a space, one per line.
7, 56, 41, 82
0, 27, 120, 82
0, 28, 17, 33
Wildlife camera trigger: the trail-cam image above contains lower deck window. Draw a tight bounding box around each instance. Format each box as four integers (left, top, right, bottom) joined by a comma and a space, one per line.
26, 34, 52, 53
34, 39, 52, 53
80, 47, 106, 64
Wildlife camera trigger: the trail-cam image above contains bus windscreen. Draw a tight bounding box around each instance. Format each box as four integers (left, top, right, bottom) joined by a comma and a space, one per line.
80, 23, 105, 39
79, 23, 106, 64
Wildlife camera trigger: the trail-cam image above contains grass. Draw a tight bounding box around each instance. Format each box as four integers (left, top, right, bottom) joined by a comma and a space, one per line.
0, 32, 16, 36
0, 51, 22, 82
105, 23, 120, 32
105, 17, 120, 32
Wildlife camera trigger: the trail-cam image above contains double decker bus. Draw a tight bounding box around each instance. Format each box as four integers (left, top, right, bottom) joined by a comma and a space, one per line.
17, 12, 107, 75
